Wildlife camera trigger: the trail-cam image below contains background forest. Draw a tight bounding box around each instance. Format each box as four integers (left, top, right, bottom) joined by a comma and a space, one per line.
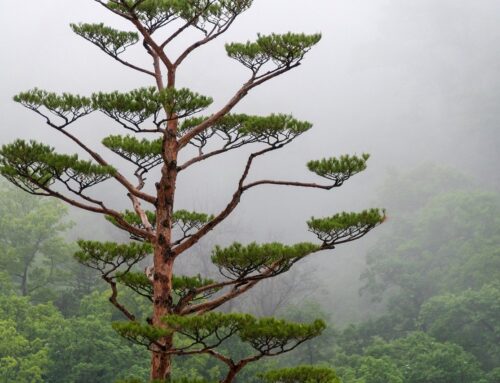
1, 164, 498, 383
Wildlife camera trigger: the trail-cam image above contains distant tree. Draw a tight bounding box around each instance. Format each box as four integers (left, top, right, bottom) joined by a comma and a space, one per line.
334, 333, 487, 383
361, 191, 500, 329
419, 283, 500, 370
0, 1, 384, 381
0, 182, 74, 298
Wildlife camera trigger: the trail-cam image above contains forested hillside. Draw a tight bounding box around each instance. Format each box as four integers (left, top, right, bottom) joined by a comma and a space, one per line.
0, 165, 498, 382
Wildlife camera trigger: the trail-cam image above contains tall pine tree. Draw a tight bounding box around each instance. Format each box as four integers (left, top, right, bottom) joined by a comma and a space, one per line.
0, 1, 384, 381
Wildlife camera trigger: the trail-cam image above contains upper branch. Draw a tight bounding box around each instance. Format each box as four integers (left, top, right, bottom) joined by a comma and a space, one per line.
178, 113, 312, 171
173, 143, 286, 256
70, 23, 156, 77
178, 32, 321, 148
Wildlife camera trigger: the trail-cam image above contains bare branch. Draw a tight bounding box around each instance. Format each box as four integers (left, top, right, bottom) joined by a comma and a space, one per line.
243, 180, 338, 191
173, 144, 284, 256
103, 275, 136, 321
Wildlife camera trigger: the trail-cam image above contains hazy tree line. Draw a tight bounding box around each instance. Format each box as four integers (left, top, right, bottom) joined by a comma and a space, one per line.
0, 165, 498, 383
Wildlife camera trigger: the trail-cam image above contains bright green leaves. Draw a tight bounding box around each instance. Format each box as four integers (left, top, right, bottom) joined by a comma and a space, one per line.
0, 140, 115, 194
307, 209, 386, 247
102, 135, 163, 172
164, 312, 325, 356
261, 366, 340, 383
112, 321, 170, 348
307, 154, 370, 186
226, 33, 321, 73
74, 241, 153, 276
92, 87, 212, 132
70, 23, 139, 56
13, 88, 92, 129
211, 242, 319, 280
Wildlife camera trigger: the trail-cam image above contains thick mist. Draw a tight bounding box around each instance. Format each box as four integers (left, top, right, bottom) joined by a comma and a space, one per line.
1, 0, 499, 323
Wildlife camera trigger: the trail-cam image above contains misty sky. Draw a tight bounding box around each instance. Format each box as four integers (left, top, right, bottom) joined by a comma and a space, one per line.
0, 1, 499, 319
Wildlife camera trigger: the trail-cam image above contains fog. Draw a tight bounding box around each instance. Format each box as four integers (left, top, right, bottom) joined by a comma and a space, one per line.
1, 0, 499, 323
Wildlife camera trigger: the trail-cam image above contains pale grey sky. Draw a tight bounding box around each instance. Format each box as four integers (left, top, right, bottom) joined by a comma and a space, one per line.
0, 1, 498, 320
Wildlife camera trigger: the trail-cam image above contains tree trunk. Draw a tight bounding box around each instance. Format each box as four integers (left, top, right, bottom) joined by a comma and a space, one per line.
221, 363, 246, 383
151, 119, 179, 380
151, 345, 172, 381
222, 369, 239, 383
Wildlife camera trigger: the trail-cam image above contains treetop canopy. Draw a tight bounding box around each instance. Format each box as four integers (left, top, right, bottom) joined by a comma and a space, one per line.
226, 33, 322, 72
107, 0, 253, 33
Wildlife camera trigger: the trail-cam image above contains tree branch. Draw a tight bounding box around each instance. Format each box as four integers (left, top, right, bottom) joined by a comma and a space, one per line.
173, 144, 283, 256
178, 63, 301, 149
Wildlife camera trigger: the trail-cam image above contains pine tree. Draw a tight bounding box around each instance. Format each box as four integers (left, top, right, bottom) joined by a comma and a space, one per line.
0, 1, 385, 382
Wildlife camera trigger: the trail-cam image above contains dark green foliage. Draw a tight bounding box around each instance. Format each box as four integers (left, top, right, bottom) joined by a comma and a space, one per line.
163, 312, 325, 355
211, 242, 320, 280
117, 272, 220, 303
307, 209, 385, 247
92, 87, 212, 131
172, 275, 220, 302
0, 182, 74, 297
106, 209, 213, 241
0, 140, 115, 194
14, 87, 213, 132
116, 378, 211, 383
239, 317, 326, 354
307, 154, 370, 186
13, 88, 93, 128
117, 272, 154, 301
364, 332, 486, 383
71, 23, 139, 56
113, 321, 171, 347
164, 312, 254, 349
179, 113, 312, 158
226, 33, 322, 72
108, 0, 253, 34
173, 210, 214, 237
0, 293, 150, 383
261, 366, 340, 383
361, 191, 500, 329
102, 135, 163, 171
419, 283, 500, 370
106, 210, 157, 233
74, 241, 153, 275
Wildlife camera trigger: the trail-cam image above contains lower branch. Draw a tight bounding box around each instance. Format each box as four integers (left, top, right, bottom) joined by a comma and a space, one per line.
102, 276, 136, 321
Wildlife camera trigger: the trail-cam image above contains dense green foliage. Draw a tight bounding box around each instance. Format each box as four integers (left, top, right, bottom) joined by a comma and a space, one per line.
1, 165, 498, 382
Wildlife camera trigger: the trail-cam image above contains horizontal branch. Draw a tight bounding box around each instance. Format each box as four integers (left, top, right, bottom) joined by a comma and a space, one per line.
243, 180, 338, 191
